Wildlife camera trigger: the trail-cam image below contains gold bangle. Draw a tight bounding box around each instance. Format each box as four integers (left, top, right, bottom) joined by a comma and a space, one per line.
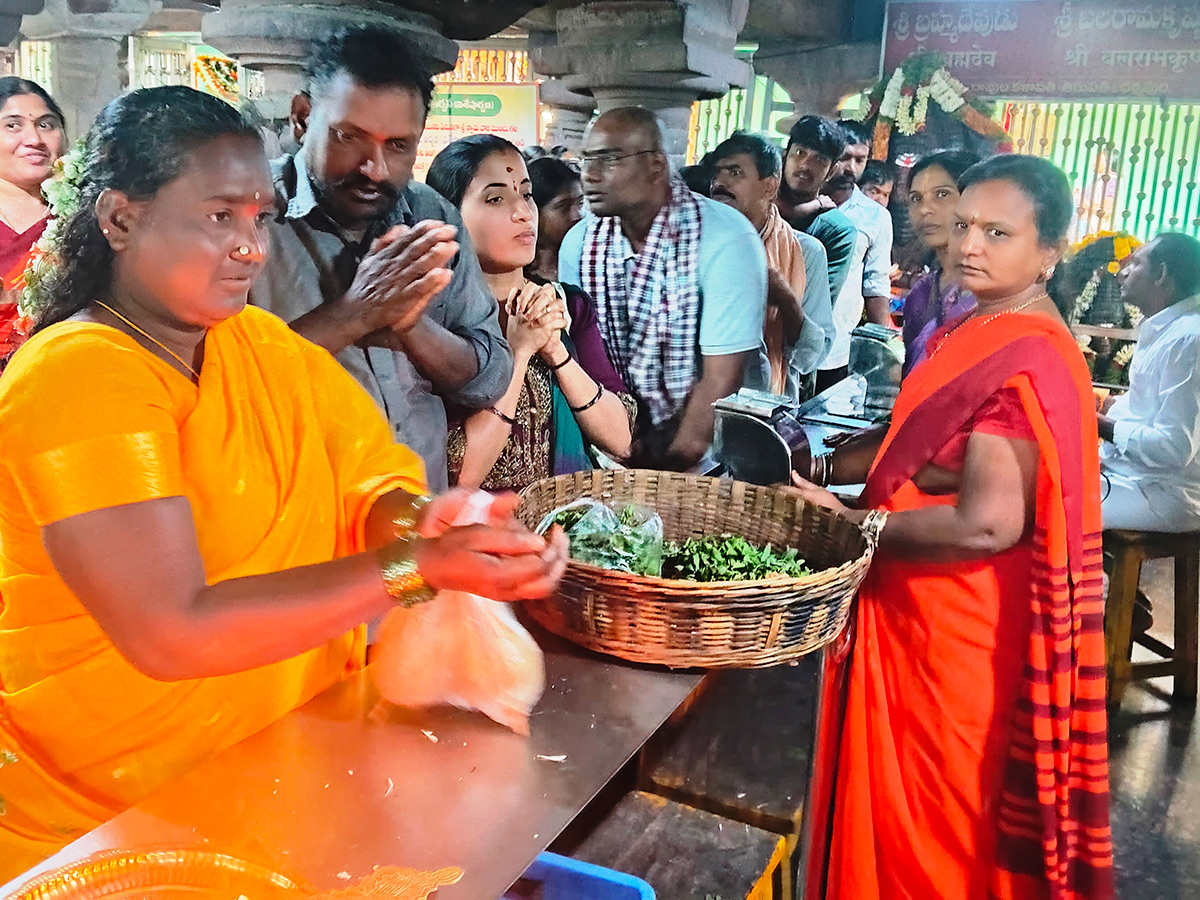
377, 534, 437, 607
391, 493, 433, 538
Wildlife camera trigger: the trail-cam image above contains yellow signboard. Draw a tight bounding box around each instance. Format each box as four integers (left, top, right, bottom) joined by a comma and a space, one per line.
415, 83, 540, 182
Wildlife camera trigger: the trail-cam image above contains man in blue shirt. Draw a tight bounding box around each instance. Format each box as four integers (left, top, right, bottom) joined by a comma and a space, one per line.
559, 107, 767, 470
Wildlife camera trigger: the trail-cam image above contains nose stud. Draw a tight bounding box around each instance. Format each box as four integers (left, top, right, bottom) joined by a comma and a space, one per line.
237, 246, 251, 256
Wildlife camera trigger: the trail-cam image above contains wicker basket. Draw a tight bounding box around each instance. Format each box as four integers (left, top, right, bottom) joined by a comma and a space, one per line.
516, 470, 875, 668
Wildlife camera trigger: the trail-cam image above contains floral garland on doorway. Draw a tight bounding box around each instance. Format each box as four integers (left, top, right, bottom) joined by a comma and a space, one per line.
844, 51, 1008, 160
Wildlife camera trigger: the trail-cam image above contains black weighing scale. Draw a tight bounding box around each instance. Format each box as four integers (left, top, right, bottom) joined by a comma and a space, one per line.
712, 325, 904, 487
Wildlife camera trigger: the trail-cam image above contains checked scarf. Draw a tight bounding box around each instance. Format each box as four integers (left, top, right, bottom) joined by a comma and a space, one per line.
580, 176, 702, 427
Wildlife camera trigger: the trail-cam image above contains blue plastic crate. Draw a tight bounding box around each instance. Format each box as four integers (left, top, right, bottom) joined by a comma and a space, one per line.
501, 851, 655, 900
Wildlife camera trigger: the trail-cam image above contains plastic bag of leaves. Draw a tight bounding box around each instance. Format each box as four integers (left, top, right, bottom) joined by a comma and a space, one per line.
536, 499, 664, 577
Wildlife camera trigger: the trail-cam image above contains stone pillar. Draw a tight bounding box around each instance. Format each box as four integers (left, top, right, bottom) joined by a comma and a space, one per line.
201, 0, 459, 126
538, 78, 594, 153
754, 41, 881, 122
19, 0, 161, 138
531, 0, 751, 168
3, 2, 44, 48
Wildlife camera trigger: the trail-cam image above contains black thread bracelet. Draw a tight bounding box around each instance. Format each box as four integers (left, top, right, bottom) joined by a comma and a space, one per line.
548, 351, 572, 371
488, 406, 516, 425
569, 383, 604, 413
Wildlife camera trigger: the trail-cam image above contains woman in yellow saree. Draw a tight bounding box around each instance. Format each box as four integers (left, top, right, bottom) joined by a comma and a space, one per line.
0, 86, 564, 879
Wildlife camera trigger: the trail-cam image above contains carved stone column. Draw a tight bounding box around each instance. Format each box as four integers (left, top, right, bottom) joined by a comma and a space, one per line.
531, 0, 751, 168
2, 1, 44, 48
755, 41, 880, 120
201, 0, 459, 125
538, 78, 594, 153
19, 0, 161, 137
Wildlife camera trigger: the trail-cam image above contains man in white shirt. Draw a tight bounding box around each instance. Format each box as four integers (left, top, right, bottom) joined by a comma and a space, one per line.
815, 121, 894, 393
1099, 233, 1200, 532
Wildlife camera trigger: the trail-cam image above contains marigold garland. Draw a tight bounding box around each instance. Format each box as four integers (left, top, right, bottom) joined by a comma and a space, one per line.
193, 55, 238, 102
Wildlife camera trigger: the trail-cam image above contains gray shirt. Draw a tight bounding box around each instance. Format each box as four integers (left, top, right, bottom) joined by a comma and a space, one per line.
251, 150, 512, 491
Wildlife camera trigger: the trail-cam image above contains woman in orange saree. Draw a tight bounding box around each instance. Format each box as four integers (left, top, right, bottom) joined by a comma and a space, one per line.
789, 156, 1113, 899
0, 87, 564, 880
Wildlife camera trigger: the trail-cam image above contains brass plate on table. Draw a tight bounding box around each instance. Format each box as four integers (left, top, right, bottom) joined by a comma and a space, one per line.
7, 850, 302, 900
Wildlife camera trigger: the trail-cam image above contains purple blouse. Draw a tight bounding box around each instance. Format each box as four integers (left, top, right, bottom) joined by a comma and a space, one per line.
901, 267, 977, 377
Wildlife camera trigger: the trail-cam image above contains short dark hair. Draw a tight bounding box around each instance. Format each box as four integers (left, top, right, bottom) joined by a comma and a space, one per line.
522, 144, 548, 163
909, 149, 981, 187
426, 133, 520, 209
958, 154, 1072, 247
527, 156, 580, 211
711, 131, 781, 179
860, 159, 896, 188
305, 24, 435, 113
33, 87, 262, 333
839, 120, 872, 148
785, 115, 847, 163
0, 76, 65, 135
1150, 232, 1200, 299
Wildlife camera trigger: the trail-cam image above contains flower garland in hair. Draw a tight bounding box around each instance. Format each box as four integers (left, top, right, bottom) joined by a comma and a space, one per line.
16, 140, 87, 326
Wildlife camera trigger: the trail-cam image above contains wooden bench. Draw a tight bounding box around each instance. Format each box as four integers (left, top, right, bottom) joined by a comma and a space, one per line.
1104, 529, 1200, 706
636, 654, 823, 898
575, 790, 788, 900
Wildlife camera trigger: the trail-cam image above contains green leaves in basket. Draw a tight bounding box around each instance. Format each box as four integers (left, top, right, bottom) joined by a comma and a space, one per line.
543, 500, 664, 577
661, 534, 811, 582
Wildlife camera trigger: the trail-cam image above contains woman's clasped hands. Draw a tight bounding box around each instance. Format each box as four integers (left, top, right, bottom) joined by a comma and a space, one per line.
504, 281, 569, 361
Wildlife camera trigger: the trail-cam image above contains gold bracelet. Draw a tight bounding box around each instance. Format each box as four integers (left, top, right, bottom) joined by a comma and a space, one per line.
376, 533, 437, 607
391, 492, 433, 538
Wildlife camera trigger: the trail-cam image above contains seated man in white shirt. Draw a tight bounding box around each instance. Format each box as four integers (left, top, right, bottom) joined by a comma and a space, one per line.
1099, 232, 1200, 532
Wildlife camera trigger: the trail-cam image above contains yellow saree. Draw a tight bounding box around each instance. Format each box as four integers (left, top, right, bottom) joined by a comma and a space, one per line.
0, 305, 426, 877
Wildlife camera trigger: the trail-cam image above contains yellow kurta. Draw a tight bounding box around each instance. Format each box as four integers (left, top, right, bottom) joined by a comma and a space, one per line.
0, 305, 426, 878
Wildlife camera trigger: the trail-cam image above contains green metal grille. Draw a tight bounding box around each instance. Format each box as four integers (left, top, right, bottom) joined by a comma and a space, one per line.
1004, 101, 1200, 242
689, 75, 795, 162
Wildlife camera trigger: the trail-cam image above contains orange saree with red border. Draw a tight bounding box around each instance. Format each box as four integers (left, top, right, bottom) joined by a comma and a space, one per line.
827, 313, 1113, 900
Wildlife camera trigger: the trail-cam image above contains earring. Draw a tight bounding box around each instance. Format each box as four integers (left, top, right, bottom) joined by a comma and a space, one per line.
1042, 264, 1057, 281
102, 228, 110, 235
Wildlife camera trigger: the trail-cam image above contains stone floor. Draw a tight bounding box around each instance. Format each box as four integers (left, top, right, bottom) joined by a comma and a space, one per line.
1109, 558, 1200, 899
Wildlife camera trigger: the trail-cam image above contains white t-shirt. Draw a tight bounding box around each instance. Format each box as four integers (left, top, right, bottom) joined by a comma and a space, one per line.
821, 186, 894, 371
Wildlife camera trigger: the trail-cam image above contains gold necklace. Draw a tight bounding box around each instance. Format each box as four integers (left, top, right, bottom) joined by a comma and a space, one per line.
929, 292, 1048, 358
94, 300, 200, 381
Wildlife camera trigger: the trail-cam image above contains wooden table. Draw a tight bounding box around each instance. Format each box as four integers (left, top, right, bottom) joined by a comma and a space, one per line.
3, 634, 705, 900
